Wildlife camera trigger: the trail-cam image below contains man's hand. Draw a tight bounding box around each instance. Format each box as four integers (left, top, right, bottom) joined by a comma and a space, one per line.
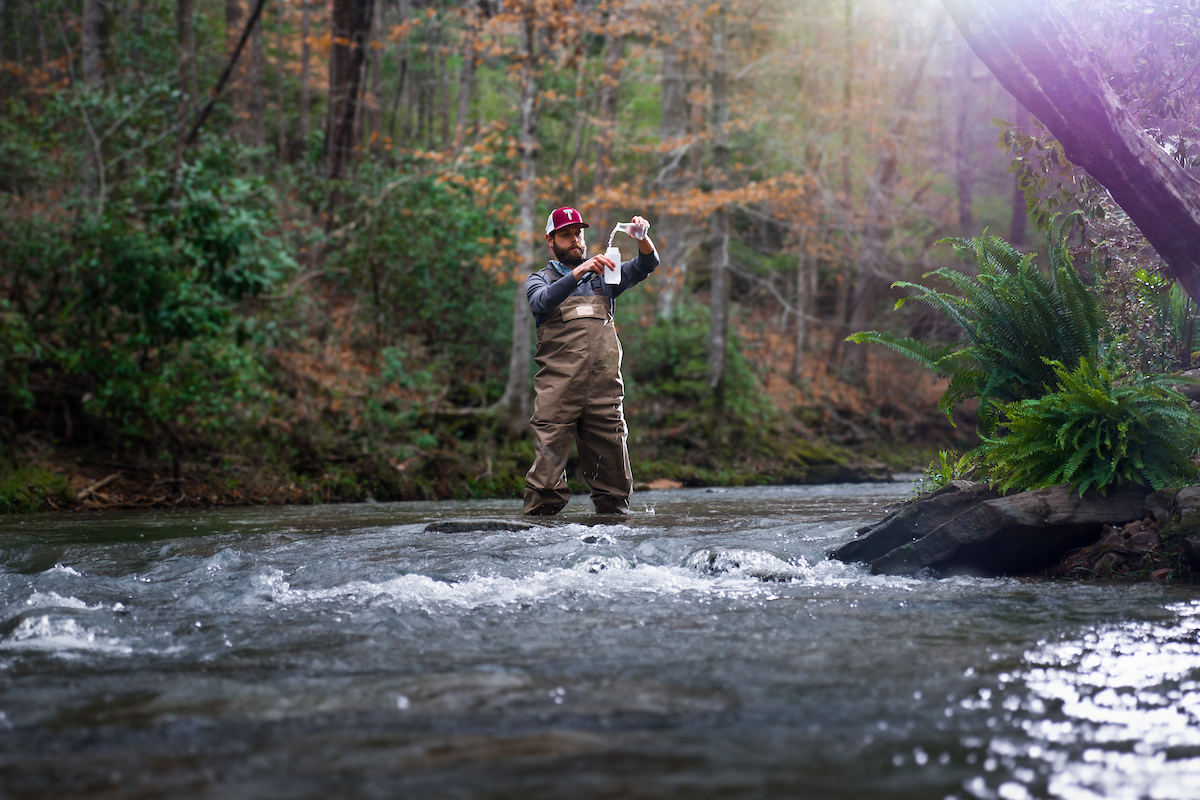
572, 254, 616, 282
627, 215, 655, 255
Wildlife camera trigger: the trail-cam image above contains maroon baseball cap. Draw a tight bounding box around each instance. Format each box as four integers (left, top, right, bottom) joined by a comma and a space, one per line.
545, 207, 590, 235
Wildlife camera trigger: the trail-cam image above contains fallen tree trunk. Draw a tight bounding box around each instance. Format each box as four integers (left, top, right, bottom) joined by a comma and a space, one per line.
833, 482, 1151, 577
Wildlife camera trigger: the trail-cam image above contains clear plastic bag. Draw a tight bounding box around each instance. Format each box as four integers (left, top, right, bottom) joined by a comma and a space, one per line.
614, 221, 649, 241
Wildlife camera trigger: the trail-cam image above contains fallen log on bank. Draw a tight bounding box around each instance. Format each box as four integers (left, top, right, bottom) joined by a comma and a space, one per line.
832, 481, 1151, 577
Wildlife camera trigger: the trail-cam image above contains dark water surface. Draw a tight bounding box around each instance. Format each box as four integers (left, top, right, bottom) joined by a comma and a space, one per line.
2, 483, 1199, 799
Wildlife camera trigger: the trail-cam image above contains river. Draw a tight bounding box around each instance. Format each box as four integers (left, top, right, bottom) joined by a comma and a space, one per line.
1, 482, 1198, 799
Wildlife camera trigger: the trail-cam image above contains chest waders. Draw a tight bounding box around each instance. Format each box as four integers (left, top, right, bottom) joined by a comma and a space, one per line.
523, 293, 633, 515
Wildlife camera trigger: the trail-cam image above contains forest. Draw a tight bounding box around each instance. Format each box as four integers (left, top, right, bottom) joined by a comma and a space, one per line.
4, 0, 1200, 511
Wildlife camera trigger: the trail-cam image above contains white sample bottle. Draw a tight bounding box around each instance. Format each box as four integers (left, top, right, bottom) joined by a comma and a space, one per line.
604, 246, 622, 284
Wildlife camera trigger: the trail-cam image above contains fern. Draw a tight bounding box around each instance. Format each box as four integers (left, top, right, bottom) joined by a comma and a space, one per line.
981, 358, 1200, 495
848, 217, 1101, 434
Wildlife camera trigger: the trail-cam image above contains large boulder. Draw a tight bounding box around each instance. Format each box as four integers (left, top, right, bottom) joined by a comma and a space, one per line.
833, 483, 1152, 577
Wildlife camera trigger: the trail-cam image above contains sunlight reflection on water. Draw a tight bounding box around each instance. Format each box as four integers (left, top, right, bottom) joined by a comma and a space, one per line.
950, 600, 1200, 800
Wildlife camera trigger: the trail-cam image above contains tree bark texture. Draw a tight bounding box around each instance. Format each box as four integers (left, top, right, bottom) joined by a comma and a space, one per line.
499, 2, 539, 435
792, 230, 815, 381
705, 3, 730, 395
593, 30, 622, 190
827, 0, 854, 364
299, 0, 311, 148
841, 31, 934, 377
942, 0, 1200, 304
225, 0, 249, 136
326, 0, 375, 179
174, 0, 196, 165
176, 0, 196, 109
81, 0, 105, 86
366, 0, 382, 151
953, 38, 974, 235
653, 40, 693, 320
249, 10, 265, 146
452, 1, 480, 153
276, 9, 286, 160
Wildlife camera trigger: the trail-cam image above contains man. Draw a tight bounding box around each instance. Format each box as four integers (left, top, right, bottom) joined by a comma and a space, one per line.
523, 207, 658, 515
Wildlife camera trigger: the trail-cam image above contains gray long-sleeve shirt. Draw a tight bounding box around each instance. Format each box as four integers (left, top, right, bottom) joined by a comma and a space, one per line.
525, 248, 660, 327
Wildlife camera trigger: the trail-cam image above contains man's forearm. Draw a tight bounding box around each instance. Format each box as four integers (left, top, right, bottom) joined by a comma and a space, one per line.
527, 271, 581, 315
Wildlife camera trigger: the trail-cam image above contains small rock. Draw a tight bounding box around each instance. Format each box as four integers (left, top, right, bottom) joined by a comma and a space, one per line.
1127, 530, 1160, 552
1097, 530, 1126, 549
424, 520, 538, 534
1145, 489, 1176, 524
1177, 369, 1200, 401
1175, 486, 1200, 519
1096, 552, 1126, 572
1185, 537, 1200, 564
1150, 568, 1173, 580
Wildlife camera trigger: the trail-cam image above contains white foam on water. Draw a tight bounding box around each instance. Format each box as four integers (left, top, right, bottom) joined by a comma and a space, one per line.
244, 549, 926, 614
23, 591, 94, 610
0, 615, 133, 656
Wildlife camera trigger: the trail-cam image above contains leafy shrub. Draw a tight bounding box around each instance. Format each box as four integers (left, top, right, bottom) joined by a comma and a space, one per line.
848, 220, 1101, 433
2, 139, 292, 459
623, 301, 775, 423
326, 155, 516, 405
981, 358, 1200, 495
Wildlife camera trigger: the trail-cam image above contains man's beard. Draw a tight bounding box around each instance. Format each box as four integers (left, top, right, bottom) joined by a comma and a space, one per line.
552, 241, 585, 267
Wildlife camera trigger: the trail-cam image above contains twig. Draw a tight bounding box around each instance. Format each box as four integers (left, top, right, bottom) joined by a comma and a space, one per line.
182, 0, 268, 149
77, 472, 121, 500
107, 113, 191, 174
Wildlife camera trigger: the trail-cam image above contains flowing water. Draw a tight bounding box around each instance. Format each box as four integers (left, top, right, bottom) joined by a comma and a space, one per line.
2, 482, 1199, 799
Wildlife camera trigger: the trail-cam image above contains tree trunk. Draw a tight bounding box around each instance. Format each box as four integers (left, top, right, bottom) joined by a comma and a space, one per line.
226, 0, 249, 137
81, 0, 105, 86
828, 0, 854, 364
839, 0, 853, 203
942, 0, 1200, 304
452, 1, 479, 153
953, 39, 974, 235
249, 9, 265, 146
593, 29, 622, 190
792, 228, 815, 382
498, 2, 539, 436
299, 0, 311, 149
437, 16, 451, 148
705, 2, 730, 397
1008, 98, 1031, 246
174, 0, 196, 165
326, 0, 375, 179
653, 40, 693, 319
366, 0, 383, 152
276, 4, 286, 160
841, 26, 936, 376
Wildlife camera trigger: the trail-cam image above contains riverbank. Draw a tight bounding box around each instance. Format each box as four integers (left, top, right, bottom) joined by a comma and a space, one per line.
1, 333, 970, 514
0, 435, 900, 513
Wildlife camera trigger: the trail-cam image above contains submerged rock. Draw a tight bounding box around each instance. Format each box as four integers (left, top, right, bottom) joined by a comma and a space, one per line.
684, 546, 808, 582
833, 483, 1150, 577
424, 520, 539, 534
